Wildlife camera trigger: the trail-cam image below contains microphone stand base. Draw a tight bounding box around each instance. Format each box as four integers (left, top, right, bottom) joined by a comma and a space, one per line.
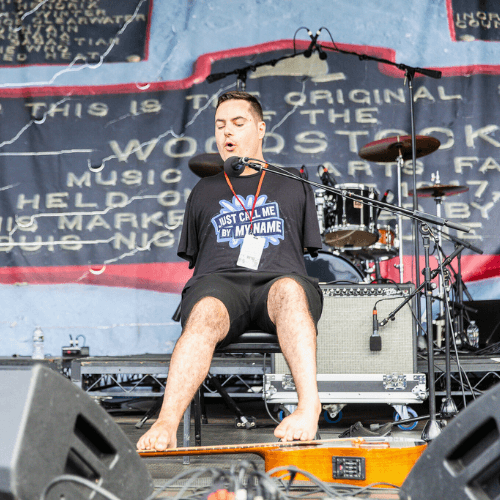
440, 397, 458, 418
421, 419, 444, 442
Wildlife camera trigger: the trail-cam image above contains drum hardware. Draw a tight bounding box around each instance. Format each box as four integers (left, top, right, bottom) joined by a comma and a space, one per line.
358, 135, 441, 284
317, 164, 336, 187
188, 153, 224, 177
344, 225, 399, 261
321, 183, 380, 248
358, 135, 440, 163
409, 184, 469, 198
409, 172, 469, 348
410, 173, 474, 419
304, 250, 365, 284
315, 189, 325, 235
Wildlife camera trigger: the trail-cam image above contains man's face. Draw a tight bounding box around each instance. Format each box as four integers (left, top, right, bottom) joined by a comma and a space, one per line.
215, 99, 266, 162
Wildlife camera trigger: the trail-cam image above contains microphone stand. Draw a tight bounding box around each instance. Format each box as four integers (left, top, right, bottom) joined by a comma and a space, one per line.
379, 234, 468, 439
433, 233, 482, 416
230, 158, 470, 440
236, 159, 469, 233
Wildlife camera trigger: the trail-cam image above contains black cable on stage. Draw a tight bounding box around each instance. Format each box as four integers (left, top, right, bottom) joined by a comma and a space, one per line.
40, 474, 124, 500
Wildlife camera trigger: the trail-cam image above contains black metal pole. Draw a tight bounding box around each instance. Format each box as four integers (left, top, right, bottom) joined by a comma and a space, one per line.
406, 71, 423, 342
421, 225, 443, 441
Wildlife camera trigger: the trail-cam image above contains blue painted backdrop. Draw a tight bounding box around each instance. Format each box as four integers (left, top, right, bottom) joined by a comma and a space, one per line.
0, 0, 499, 357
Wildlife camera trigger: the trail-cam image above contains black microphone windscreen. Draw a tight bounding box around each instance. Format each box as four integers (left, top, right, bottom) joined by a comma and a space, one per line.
370, 335, 382, 351
223, 156, 243, 177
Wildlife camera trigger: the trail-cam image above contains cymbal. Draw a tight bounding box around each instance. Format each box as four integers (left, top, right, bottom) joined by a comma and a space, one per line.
358, 135, 440, 162
409, 184, 469, 198
188, 153, 223, 177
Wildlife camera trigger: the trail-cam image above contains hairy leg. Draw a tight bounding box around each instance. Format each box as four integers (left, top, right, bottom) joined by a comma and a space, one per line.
136, 297, 230, 451
268, 278, 321, 442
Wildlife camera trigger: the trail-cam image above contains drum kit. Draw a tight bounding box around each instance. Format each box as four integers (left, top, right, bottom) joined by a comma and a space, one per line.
187, 135, 469, 284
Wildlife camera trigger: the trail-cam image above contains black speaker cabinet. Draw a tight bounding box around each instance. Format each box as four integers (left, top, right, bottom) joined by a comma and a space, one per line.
0, 364, 153, 500
274, 283, 416, 374
401, 381, 500, 500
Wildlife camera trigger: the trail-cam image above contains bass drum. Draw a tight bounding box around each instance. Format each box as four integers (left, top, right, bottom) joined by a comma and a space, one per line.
304, 251, 364, 284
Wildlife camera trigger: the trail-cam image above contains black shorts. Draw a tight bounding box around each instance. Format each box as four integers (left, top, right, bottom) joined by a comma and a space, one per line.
180, 271, 323, 348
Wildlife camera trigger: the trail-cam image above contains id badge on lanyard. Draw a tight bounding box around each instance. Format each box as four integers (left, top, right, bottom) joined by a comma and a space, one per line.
224, 169, 267, 270
237, 233, 265, 270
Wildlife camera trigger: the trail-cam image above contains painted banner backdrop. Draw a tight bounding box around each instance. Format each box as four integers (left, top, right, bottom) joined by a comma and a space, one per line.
0, 0, 152, 66
0, 40, 499, 294
449, 0, 500, 42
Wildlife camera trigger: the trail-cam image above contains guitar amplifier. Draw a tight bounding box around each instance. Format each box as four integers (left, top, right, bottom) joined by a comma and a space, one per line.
274, 283, 416, 375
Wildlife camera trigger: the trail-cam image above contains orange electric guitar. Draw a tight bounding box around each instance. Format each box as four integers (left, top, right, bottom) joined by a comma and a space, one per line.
139, 437, 426, 487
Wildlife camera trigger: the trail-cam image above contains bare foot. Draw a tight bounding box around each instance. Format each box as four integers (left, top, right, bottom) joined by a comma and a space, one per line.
136, 420, 178, 451
274, 404, 321, 442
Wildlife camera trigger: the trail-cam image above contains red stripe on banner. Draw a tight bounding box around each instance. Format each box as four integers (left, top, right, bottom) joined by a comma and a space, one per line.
143, 0, 155, 62
446, 0, 458, 42
0, 262, 193, 294
4, 36, 500, 98
461, 255, 500, 282
0, 254, 497, 294
379, 254, 500, 285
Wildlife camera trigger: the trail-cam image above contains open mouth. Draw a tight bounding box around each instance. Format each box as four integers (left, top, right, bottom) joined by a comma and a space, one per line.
225, 141, 236, 151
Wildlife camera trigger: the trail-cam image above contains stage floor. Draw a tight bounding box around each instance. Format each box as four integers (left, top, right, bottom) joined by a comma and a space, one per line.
118, 399, 428, 499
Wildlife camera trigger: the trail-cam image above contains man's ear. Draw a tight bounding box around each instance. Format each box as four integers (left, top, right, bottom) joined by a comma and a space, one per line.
258, 120, 266, 140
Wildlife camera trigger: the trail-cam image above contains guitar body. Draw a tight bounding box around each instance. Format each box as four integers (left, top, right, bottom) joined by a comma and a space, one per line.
139, 437, 426, 487
263, 438, 426, 486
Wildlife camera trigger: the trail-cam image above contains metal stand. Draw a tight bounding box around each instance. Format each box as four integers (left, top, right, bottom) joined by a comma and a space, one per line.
406, 71, 423, 341
396, 152, 405, 283
441, 300, 459, 417
420, 225, 444, 441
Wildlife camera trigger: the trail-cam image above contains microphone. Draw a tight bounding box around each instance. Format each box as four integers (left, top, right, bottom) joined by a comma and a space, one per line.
304, 28, 322, 58
224, 156, 263, 177
223, 156, 245, 177
370, 307, 382, 351
299, 165, 308, 180
318, 165, 335, 187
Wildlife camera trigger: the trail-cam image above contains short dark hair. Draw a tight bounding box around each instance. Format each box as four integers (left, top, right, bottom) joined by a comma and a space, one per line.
216, 91, 264, 121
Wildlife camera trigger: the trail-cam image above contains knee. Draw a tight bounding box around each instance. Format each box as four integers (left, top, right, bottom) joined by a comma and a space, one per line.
184, 296, 230, 337
269, 277, 305, 303
268, 278, 309, 319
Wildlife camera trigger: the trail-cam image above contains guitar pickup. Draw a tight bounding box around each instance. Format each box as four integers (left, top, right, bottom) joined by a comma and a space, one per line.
332, 456, 365, 481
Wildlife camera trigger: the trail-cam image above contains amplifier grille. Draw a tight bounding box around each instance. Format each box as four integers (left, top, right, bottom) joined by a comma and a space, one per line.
274, 284, 416, 374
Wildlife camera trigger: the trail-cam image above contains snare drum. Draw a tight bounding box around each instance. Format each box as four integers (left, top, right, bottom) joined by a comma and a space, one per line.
344, 224, 399, 260
323, 183, 379, 248
304, 250, 364, 284
369, 225, 398, 258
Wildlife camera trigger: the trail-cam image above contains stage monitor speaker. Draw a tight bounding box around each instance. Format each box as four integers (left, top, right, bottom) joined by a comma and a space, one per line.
0, 364, 153, 500
400, 381, 500, 500
274, 283, 416, 374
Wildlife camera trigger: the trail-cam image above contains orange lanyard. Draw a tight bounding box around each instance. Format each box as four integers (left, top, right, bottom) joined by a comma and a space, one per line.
224, 168, 267, 234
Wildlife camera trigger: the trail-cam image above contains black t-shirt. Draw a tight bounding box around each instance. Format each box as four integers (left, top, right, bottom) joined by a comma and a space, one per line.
178, 167, 322, 288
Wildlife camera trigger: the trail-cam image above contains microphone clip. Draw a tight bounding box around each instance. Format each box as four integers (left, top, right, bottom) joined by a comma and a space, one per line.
370, 307, 382, 352
304, 28, 327, 60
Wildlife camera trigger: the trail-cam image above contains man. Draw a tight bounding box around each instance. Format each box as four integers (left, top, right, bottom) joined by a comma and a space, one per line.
137, 91, 323, 451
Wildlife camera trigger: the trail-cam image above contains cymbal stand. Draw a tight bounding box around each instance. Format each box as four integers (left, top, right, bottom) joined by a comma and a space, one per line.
379, 238, 466, 440
434, 233, 482, 414
431, 172, 446, 348
395, 148, 405, 284
441, 263, 459, 417
420, 224, 444, 441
